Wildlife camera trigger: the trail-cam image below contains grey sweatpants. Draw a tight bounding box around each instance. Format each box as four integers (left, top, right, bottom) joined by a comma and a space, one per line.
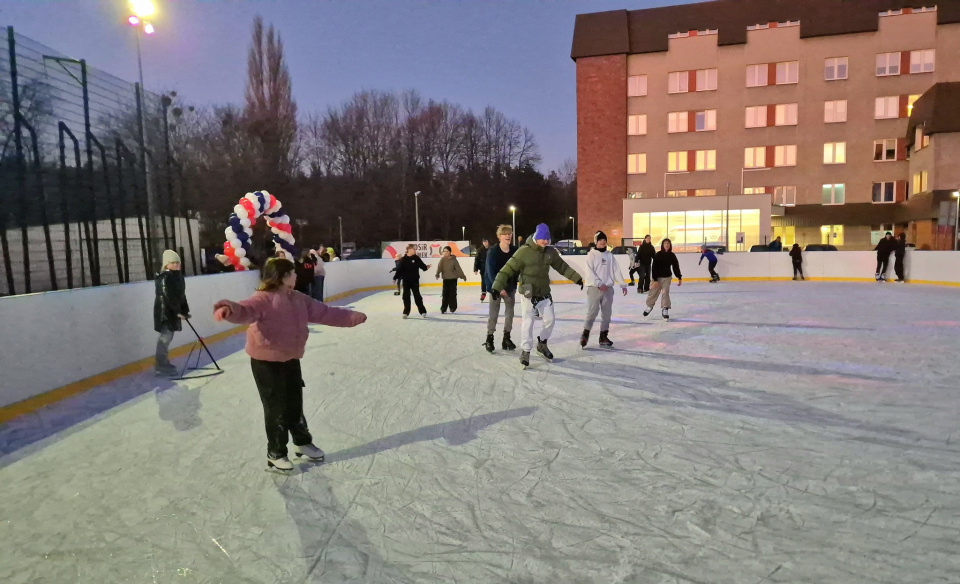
487, 291, 516, 334
156, 328, 175, 368
646, 277, 673, 309
583, 286, 615, 331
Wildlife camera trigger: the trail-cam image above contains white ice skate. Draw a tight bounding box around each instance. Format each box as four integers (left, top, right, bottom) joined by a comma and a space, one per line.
267, 456, 293, 472
293, 443, 325, 462
662, 307, 670, 320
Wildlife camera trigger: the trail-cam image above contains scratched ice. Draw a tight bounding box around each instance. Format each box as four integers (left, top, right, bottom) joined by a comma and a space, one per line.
1, 281, 958, 583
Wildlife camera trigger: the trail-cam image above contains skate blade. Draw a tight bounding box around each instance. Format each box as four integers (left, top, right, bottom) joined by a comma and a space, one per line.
265, 464, 293, 474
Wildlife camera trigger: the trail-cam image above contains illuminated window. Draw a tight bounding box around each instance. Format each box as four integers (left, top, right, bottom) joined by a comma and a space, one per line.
695, 150, 716, 171
694, 189, 717, 197
822, 184, 845, 205
628, 115, 647, 136
627, 154, 647, 174
668, 151, 688, 172
912, 171, 928, 194
744, 146, 766, 168
823, 142, 846, 164
775, 103, 798, 126
875, 96, 899, 119
775, 145, 797, 167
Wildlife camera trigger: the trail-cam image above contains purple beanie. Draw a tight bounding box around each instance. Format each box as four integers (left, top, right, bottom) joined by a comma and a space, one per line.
533, 223, 551, 241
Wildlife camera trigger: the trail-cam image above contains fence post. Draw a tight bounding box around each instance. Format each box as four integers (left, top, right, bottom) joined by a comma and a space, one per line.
18, 116, 58, 290
136, 84, 164, 270
8, 26, 29, 294
1, 27, 18, 294
80, 59, 102, 286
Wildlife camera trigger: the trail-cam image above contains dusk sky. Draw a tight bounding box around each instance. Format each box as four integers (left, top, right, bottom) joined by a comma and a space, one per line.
3, 0, 699, 171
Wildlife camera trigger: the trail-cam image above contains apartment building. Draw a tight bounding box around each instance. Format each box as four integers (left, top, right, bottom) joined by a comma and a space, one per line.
572, 0, 960, 250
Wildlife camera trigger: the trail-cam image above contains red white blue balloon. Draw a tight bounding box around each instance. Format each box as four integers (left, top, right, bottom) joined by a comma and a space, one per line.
215, 190, 296, 270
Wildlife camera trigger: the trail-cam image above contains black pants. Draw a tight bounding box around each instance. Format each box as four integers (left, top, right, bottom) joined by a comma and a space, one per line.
628, 267, 638, 282
250, 358, 312, 459
402, 281, 426, 315
894, 256, 905, 280
707, 260, 718, 279
793, 260, 803, 277
876, 257, 890, 277
441, 279, 459, 313
637, 261, 651, 291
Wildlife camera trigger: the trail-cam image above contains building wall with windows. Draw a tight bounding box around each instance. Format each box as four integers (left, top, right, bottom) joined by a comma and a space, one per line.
573, 1, 960, 250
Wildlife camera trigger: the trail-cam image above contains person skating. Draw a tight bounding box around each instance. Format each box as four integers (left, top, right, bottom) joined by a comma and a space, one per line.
875, 232, 895, 281
436, 246, 467, 313
699, 245, 719, 282
894, 233, 908, 282
635, 235, 656, 293
474, 239, 491, 302
389, 253, 403, 295
789, 243, 804, 280
394, 244, 432, 318
295, 250, 316, 295
309, 248, 326, 302
154, 250, 191, 377
644, 238, 682, 320
212, 258, 367, 471
581, 231, 628, 349
484, 224, 518, 353
491, 223, 584, 369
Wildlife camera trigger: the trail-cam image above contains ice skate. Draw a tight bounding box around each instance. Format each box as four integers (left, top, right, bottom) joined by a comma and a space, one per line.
480, 292, 487, 302
421, 312, 428, 319
402, 314, 409, 319
266, 456, 294, 472
502, 332, 516, 351
536, 337, 553, 361
662, 307, 670, 320
793, 276, 798, 281
880, 274, 887, 282
483, 334, 495, 353
520, 351, 530, 369
599, 331, 613, 348
293, 443, 325, 462
643, 307, 652, 317
875, 273, 881, 281
580, 329, 590, 349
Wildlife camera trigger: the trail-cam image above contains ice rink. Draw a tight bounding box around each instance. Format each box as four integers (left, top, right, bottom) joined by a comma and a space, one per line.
1, 281, 959, 583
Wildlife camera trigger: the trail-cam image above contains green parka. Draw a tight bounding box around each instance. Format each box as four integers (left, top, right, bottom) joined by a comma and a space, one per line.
492, 238, 582, 298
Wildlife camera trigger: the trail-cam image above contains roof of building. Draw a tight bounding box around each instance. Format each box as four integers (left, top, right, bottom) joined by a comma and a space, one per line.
571, 0, 960, 60
906, 82, 960, 148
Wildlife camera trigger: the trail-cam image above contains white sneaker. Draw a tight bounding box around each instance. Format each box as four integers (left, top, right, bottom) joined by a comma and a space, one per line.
267, 456, 293, 471
293, 443, 325, 461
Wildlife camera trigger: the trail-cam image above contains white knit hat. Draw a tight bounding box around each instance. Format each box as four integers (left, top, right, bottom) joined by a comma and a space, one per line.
162, 249, 181, 267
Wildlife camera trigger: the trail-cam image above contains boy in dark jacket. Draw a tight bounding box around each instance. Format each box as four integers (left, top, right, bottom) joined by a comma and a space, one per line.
484, 225, 518, 352
294, 250, 316, 295
474, 239, 490, 301
699, 245, 719, 282
395, 244, 432, 318
154, 250, 190, 377
789, 243, 804, 280
435, 246, 468, 313
635, 235, 656, 293
644, 239, 682, 320
875, 232, 895, 281
894, 233, 908, 282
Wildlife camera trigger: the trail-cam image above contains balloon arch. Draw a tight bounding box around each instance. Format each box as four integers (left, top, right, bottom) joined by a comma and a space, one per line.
215, 190, 296, 270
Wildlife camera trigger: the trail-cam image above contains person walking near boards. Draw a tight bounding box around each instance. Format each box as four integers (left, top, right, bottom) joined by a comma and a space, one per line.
894, 232, 908, 282
634, 235, 656, 293
644, 238, 682, 320
874, 231, 895, 281
474, 238, 491, 302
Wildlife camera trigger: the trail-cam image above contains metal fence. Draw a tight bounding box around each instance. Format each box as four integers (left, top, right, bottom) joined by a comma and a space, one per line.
0, 26, 199, 296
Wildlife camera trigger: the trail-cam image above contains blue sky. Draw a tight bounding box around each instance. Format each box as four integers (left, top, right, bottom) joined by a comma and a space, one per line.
4, 0, 698, 171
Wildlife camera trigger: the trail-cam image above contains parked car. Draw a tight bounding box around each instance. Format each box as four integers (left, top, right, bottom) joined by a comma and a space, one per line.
555, 239, 582, 250
611, 245, 637, 256
750, 244, 771, 252
558, 246, 591, 256
703, 243, 726, 255
804, 244, 838, 251
344, 247, 381, 260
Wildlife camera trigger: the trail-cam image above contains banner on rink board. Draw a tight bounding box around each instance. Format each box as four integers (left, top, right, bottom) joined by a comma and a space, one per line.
381, 241, 470, 259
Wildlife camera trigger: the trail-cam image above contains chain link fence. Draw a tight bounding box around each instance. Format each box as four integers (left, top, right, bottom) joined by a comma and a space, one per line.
0, 26, 199, 296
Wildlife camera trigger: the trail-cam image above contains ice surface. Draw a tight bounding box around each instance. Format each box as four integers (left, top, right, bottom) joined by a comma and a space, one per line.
1, 281, 959, 583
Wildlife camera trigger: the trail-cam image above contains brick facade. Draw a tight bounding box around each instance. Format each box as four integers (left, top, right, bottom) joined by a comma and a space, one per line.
576, 55, 627, 245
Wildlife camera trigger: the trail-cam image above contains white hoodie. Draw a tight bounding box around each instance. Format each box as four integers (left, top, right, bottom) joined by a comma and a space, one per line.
585, 247, 626, 288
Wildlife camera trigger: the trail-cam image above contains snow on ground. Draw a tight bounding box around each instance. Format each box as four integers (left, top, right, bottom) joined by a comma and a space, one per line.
1, 281, 959, 584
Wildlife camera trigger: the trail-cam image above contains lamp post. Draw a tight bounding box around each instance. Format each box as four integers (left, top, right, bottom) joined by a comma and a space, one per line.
953, 191, 960, 251
414, 191, 421, 242
737, 166, 772, 249
461, 226, 465, 241
569, 216, 576, 241
509, 205, 517, 245
338, 216, 343, 259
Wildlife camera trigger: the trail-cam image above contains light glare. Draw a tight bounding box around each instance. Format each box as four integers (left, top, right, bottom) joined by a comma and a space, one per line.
130, 0, 156, 18
144, 23, 155, 34
128, 15, 140, 26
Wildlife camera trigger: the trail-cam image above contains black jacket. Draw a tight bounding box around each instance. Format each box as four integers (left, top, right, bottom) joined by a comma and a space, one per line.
894, 236, 907, 259
394, 254, 429, 283
295, 259, 316, 292
636, 241, 656, 264
789, 246, 803, 262
651, 249, 682, 280
485, 243, 518, 293
875, 237, 895, 259
769, 240, 783, 252
473, 245, 489, 273
154, 270, 190, 333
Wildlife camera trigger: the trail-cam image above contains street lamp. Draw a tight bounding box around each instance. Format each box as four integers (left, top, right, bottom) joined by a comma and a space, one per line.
338, 216, 343, 259
414, 191, 421, 242
461, 226, 465, 241
737, 166, 772, 249
953, 191, 959, 251
569, 216, 576, 241
509, 205, 517, 244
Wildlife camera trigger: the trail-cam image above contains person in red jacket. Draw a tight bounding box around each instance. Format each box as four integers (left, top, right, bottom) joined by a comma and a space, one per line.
213, 258, 367, 471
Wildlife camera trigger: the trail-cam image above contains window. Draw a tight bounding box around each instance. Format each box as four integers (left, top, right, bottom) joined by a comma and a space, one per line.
695, 149, 716, 171
668, 111, 689, 133
775, 145, 797, 167
875, 96, 899, 119
908, 93, 921, 115
824, 100, 847, 123
666, 190, 685, 198
822, 184, 845, 205
821, 225, 844, 246
823, 142, 846, 164
774, 185, 797, 206
746, 64, 768, 87
915, 125, 931, 150
824, 57, 848, 80
873, 182, 895, 203
628, 75, 648, 97
743, 187, 766, 195
667, 151, 688, 172
668, 71, 689, 94
745, 105, 767, 128
744, 147, 766, 168
874, 139, 897, 161
627, 192, 644, 199
776, 61, 799, 84
876, 52, 900, 76
696, 68, 718, 91
628, 115, 647, 136
627, 154, 647, 174
695, 109, 717, 131
913, 171, 928, 194
775, 103, 798, 126
910, 50, 935, 74
694, 189, 716, 197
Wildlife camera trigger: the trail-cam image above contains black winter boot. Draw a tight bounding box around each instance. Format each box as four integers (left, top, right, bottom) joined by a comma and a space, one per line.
483, 334, 495, 353
502, 332, 516, 351
580, 329, 590, 349
536, 337, 553, 360
599, 331, 613, 347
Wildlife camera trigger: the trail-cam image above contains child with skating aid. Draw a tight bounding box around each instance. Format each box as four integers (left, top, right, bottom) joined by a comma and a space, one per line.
213, 258, 367, 471
435, 246, 467, 313
491, 223, 583, 369
154, 250, 190, 377
394, 244, 431, 318
644, 239, 682, 320
699, 245, 719, 282
483, 224, 518, 353
580, 231, 628, 348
